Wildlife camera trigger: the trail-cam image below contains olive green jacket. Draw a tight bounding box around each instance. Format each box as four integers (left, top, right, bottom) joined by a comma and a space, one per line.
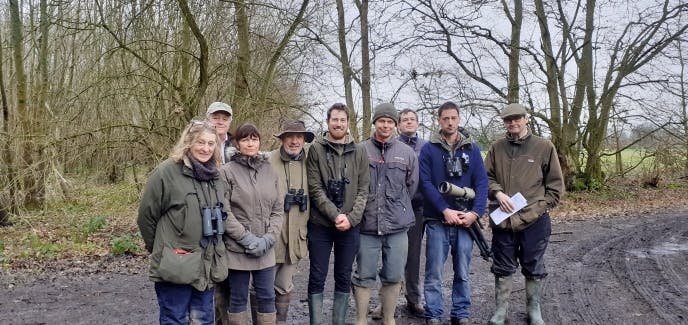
137, 158, 247, 291
306, 133, 370, 228
269, 147, 310, 264
484, 132, 564, 231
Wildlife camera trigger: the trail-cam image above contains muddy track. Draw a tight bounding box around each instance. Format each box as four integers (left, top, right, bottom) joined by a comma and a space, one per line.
1, 210, 686, 325
546, 212, 688, 325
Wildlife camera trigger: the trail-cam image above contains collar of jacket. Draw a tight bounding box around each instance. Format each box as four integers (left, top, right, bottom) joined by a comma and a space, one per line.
371, 136, 395, 151
398, 133, 418, 147
230, 151, 269, 170
315, 132, 357, 154
429, 127, 473, 151
278, 146, 305, 161
505, 129, 532, 144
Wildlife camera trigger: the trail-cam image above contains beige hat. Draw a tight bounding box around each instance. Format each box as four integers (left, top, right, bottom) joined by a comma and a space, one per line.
206, 102, 233, 116
499, 103, 528, 118
273, 120, 315, 143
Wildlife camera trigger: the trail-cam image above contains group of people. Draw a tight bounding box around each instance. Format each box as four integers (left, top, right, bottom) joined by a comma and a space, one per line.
137, 100, 564, 325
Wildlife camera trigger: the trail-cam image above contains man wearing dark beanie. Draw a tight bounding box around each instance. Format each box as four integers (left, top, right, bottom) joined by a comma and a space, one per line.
352, 103, 419, 325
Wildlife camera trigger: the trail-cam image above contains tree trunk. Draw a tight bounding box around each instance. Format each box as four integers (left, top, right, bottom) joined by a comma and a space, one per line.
0, 30, 15, 221
10, 0, 41, 207
233, 0, 252, 118
358, 0, 372, 140
505, 0, 522, 104
335, 0, 357, 140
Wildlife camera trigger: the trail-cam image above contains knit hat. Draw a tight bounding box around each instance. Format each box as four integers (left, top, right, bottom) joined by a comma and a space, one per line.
372, 103, 398, 125
499, 103, 528, 118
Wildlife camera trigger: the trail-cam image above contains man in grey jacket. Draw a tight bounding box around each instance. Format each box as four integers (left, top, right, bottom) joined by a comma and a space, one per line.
352, 103, 419, 325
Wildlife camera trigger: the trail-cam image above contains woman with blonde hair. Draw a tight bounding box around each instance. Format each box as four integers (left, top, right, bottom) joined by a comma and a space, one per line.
138, 120, 249, 325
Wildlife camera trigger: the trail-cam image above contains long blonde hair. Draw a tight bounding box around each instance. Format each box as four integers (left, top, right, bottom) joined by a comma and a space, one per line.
169, 120, 221, 166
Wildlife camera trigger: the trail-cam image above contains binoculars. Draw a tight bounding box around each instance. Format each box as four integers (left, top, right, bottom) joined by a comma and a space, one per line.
444, 155, 468, 178
327, 178, 348, 209
284, 188, 308, 212
202, 204, 226, 237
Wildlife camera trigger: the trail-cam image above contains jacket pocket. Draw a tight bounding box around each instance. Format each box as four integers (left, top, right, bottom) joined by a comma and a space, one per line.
158, 242, 203, 285
210, 241, 229, 283
297, 227, 308, 259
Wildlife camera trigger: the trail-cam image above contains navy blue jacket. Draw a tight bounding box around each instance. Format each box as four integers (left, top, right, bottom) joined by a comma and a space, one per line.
419, 130, 488, 220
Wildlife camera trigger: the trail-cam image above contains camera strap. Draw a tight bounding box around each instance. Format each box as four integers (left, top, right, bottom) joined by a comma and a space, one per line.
325, 145, 347, 181
283, 160, 305, 192
191, 179, 220, 248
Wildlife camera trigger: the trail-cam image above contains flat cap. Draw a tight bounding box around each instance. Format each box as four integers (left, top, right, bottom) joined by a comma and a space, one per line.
499, 103, 528, 118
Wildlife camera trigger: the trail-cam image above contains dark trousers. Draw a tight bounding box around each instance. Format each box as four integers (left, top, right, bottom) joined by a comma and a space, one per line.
491, 213, 551, 279
154, 281, 214, 325
307, 221, 360, 294
227, 267, 276, 313
404, 208, 425, 304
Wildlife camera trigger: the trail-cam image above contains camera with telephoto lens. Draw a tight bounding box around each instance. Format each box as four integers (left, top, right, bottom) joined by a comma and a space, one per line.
284, 188, 308, 212
445, 155, 468, 178
327, 178, 349, 209
202, 204, 226, 237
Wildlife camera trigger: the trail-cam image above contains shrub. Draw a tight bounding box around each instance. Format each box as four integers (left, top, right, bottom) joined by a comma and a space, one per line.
110, 235, 139, 255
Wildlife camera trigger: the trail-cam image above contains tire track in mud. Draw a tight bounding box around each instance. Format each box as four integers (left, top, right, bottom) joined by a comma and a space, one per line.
547, 212, 688, 325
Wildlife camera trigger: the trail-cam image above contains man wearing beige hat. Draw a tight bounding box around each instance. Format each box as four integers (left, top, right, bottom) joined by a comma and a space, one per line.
352, 103, 419, 325
206, 102, 234, 164
268, 120, 315, 325
484, 103, 564, 325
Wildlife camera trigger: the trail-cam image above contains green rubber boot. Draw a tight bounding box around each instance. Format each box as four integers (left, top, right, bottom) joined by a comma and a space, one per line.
526, 278, 545, 325
308, 293, 324, 325
489, 275, 513, 325
332, 291, 350, 325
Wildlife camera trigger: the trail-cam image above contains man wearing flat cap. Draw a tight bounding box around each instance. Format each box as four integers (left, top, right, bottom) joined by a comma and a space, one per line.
268, 120, 315, 325
352, 103, 419, 325
206, 101, 234, 163
483, 103, 564, 325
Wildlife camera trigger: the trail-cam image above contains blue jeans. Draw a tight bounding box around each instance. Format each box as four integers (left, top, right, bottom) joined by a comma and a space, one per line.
154, 281, 215, 325
491, 213, 551, 279
307, 222, 360, 294
423, 220, 473, 320
352, 231, 408, 288
227, 267, 275, 313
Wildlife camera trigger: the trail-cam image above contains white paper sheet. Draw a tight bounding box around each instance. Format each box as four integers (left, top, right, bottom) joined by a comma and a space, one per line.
489, 192, 527, 225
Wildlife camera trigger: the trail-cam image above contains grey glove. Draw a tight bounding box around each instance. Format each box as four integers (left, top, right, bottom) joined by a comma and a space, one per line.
246, 235, 275, 257
237, 232, 261, 250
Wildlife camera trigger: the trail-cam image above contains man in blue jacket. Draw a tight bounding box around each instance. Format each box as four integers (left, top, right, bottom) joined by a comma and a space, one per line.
418, 101, 488, 325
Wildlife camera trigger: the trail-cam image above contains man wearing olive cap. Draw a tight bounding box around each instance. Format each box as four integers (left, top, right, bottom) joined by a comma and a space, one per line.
483, 103, 564, 325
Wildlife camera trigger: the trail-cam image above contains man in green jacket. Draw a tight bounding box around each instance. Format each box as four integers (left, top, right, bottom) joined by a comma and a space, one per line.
306, 103, 370, 325
484, 103, 564, 325
268, 120, 315, 324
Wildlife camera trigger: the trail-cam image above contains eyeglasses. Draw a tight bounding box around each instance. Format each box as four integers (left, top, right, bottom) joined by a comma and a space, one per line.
190, 120, 216, 129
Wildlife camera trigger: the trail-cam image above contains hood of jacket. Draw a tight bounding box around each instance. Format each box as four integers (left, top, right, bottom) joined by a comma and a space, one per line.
429, 127, 474, 152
